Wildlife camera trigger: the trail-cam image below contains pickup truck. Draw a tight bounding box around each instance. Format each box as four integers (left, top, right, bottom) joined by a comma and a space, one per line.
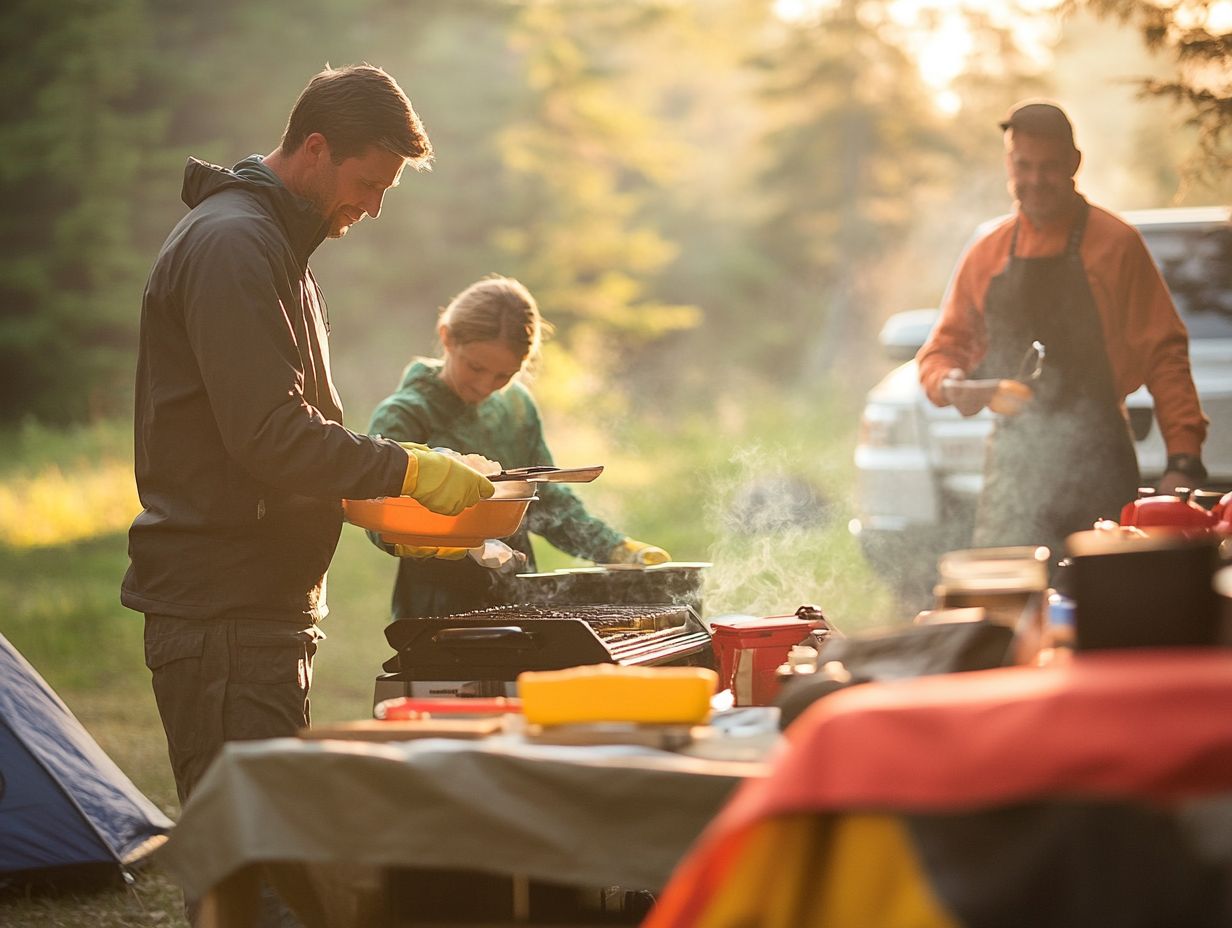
850, 206, 1232, 601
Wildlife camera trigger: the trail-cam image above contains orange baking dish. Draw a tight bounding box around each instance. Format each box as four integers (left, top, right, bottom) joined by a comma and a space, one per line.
342, 486, 536, 548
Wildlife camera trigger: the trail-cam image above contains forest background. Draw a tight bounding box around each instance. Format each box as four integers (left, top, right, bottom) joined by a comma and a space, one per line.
5, 0, 1232, 426
4, 0, 1229, 605
1, 0, 1231, 923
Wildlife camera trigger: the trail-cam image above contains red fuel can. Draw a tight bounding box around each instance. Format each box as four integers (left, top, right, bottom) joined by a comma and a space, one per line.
710, 616, 817, 706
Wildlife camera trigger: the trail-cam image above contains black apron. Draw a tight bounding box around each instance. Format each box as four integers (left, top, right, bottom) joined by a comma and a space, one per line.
973, 205, 1139, 562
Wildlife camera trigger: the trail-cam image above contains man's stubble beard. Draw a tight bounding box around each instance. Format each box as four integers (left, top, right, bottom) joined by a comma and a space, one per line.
1013, 181, 1074, 227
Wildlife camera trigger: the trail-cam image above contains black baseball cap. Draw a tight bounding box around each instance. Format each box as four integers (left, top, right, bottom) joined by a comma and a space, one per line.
999, 100, 1076, 148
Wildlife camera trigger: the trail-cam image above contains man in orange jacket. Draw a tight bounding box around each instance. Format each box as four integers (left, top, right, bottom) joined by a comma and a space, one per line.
916, 100, 1207, 557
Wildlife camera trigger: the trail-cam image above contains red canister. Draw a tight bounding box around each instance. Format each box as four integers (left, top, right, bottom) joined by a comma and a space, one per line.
1118, 493, 1216, 537
710, 616, 817, 706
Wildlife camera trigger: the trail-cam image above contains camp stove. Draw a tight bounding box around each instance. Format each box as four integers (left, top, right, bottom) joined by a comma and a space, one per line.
374, 603, 714, 702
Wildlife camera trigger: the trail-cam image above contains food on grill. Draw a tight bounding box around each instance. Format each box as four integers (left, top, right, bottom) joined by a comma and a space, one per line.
498, 563, 709, 616
989, 379, 1033, 416
518, 664, 718, 726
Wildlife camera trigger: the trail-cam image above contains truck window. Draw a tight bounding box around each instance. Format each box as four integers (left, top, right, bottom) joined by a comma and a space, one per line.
1142, 224, 1232, 339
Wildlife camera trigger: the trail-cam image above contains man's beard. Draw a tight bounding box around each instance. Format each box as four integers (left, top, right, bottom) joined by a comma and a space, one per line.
1013, 182, 1073, 224
326, 208, 360, 239
300, 170, 349, 238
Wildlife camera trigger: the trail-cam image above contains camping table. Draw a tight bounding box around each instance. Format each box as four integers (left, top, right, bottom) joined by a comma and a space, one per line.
157, 714, 776, 927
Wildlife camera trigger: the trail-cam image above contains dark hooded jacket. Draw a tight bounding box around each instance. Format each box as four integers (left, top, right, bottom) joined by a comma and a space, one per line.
121, 156, 409, 623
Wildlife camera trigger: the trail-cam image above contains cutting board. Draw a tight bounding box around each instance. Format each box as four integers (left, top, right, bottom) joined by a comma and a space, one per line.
298, 718, 503, 742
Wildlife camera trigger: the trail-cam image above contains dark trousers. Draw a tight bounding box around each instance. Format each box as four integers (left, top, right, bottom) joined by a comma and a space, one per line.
145, 614, 320, 927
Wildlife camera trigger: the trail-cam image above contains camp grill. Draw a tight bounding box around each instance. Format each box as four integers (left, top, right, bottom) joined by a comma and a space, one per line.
374, 603, 714, 702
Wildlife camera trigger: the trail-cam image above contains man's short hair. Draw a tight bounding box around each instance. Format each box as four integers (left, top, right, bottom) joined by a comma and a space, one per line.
998, 100, 1076, 151
280, 63, 432, 168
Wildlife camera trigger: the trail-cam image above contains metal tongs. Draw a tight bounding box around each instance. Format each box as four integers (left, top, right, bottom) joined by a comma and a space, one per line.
489, 465, 604, 484
1016, 340, 1046, 384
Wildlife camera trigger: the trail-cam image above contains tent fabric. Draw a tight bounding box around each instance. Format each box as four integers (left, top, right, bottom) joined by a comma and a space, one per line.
646, 649, 1232, 927
0, 632, 172, 875
680, 812, 962, 928
653, 801, 1228, 928
713, 648, 1232, 823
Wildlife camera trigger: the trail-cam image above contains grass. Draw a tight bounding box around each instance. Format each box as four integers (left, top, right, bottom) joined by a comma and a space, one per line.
0, 420, 141, 548
0, 396, 901, 925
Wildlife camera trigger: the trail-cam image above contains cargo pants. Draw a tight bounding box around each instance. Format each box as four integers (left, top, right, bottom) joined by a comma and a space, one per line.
144, 614, 323, 805
145, 615, 321, 927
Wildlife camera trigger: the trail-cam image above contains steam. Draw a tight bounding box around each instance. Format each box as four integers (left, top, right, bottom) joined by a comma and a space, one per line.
700, 443, 894, 629
971, 400, 1139, 566
504, 568, 704, 616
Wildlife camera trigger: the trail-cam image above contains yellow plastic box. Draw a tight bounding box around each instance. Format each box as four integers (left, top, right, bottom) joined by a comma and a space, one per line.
517, 664, 718, 727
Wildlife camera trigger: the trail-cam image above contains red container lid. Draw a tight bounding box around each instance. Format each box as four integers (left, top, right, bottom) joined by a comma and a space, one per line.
710, 616, 815, 641
1120, 495, 1216, 532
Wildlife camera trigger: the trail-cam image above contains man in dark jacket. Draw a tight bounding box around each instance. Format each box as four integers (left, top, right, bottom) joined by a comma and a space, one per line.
123, 64, 493, 819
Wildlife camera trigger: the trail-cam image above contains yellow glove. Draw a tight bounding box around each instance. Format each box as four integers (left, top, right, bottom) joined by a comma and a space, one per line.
399, 444, 494, 515
608, 538, 671, 566
392, 544, 471, 560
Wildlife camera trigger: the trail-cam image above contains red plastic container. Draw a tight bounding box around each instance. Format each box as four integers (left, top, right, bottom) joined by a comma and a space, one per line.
374, 696, 522, 720
710, 617, 816, 707
1118, 494, 1217, 537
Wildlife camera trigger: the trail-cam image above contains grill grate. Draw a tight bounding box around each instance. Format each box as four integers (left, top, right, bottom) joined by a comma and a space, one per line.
444, 604, 685, 624
443, 603, 693, 636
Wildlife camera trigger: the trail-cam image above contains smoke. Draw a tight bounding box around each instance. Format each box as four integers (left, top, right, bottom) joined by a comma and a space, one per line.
700, 442, 895, 629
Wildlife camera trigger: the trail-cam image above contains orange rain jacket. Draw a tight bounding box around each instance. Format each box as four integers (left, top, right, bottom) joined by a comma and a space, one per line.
917, 198, 1207, 456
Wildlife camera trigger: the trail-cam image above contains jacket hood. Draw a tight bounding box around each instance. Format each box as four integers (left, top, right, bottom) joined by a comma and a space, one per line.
398, 357, 443, 390
180, 155, 330, 260
397, 358, 473, 413
396, 358, 533, 415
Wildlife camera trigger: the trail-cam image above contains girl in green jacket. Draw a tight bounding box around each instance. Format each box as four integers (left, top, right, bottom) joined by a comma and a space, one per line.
368, 275, 669, 617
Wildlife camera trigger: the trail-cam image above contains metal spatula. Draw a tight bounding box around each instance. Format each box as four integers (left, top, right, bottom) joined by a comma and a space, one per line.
490, 465, 604, 484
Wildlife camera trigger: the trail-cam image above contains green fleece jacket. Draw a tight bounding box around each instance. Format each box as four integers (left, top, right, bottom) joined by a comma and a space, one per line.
367, 359, 624, 617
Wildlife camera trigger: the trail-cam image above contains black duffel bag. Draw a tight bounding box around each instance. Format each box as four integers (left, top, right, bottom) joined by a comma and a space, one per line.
775, 620, 1015, 730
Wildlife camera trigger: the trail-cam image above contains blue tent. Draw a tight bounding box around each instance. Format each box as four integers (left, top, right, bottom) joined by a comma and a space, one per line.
0, 631, 172, 879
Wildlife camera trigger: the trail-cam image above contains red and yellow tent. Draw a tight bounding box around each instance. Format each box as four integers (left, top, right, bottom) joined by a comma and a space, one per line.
648, 650, 1232, 927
